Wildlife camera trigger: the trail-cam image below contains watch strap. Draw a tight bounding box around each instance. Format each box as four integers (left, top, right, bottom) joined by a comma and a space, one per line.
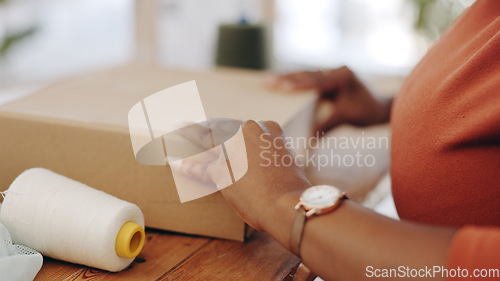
290, 207, 307, 258
289, 192, 348, 258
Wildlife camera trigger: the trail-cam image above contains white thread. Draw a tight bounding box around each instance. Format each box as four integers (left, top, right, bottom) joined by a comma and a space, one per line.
0, 168, 144, 272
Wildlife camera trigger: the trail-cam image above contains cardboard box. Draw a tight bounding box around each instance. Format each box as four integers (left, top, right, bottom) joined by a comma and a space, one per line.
0, 64, 314, 241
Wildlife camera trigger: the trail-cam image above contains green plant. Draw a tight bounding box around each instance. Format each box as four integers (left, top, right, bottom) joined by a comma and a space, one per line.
0, 0, 38, 57
410, 0, 473, 41
0, 27, 37, 57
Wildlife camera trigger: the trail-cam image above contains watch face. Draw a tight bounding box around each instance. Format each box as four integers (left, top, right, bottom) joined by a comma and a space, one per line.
300, 185, 342, 209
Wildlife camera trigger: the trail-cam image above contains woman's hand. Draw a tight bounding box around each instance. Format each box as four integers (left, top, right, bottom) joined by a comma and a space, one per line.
266, 66, 392, 136
219, 120, 311, 232
172, 119, 311, 235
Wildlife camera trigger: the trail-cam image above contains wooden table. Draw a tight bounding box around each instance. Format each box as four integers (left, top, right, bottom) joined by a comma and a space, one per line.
34, 230, 303, 280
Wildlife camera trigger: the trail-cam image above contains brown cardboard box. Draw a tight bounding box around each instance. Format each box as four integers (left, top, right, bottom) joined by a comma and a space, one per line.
0, 64, 314, 241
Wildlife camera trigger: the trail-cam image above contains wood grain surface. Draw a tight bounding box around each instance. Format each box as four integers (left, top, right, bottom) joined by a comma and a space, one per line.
34, 230, 300, 281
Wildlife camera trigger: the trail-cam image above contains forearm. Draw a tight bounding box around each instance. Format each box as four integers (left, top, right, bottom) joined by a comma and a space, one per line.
177, 118, 455, 280
264, 190, 456, 281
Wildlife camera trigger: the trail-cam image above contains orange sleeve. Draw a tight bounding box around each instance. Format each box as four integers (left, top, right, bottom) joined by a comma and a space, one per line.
447, 226, 500, 280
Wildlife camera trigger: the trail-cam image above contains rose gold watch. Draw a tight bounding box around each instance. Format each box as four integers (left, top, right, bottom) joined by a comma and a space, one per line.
289, 185, 347, 258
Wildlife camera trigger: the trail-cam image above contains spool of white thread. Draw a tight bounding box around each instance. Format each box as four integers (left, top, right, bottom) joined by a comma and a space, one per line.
0, 168, 145, 272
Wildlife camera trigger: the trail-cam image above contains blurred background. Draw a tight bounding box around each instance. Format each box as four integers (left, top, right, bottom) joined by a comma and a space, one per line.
0, 0, 474, 100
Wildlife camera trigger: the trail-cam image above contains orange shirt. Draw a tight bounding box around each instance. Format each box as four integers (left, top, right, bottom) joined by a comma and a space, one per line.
390, 0, 500, 278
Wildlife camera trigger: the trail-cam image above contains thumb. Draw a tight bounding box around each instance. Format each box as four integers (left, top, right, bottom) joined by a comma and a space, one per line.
311, 99, 343, 138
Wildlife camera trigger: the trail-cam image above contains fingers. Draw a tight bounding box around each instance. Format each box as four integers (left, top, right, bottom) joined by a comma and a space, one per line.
260, 120, 283, 135
174, 121, 213, 149
169, 159, 211, 183
316, 66, 353, 97
241, 120, 283, 141
241, 119, 265, 136
169, 145, 226, 184
265, 71, 324, 92
172, 120, 284, 186
312, 100, 343, 137
265, 66, 354, 93
174, 118, 243, 150
208, 118, 243, 147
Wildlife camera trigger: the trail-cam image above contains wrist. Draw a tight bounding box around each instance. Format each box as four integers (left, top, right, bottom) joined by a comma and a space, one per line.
375, 97, 393, 124
262, 187, 309, 250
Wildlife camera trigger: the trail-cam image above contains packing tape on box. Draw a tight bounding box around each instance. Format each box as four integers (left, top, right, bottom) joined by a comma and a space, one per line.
0, 168, 145, 272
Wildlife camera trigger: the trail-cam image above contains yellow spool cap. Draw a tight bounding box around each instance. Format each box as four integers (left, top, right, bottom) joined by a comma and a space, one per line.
115, 221, 145, 259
